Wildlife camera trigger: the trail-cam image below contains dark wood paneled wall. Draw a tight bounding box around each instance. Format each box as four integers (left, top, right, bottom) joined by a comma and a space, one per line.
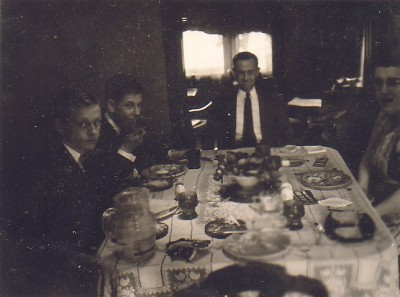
2, 0, 170, 155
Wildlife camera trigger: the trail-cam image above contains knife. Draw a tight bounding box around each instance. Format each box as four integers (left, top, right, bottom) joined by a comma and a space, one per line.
155, 205, 179, 220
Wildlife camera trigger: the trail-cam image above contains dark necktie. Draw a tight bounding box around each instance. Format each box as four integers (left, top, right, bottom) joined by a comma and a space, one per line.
242, 92, 256, 147
78, 153, 86, 172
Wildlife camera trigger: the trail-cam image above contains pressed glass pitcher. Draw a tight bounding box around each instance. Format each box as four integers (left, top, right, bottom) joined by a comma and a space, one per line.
102, 187, 156, 262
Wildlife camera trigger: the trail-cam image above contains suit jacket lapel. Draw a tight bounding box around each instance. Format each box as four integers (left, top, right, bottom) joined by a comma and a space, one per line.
227, 87, 238, 146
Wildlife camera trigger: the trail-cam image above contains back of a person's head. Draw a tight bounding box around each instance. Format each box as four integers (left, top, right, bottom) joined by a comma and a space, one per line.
52, 86, 97, 124
105, 73, 143, 103
233, 51, 259, 68
173, 263, 328, 297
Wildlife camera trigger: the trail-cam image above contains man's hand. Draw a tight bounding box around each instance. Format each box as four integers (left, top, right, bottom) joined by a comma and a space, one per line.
168, 149, 189, 162
120, 128, 146, 153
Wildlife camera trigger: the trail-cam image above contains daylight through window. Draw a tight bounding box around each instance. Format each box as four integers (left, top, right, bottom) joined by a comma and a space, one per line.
182, 30, 273, 78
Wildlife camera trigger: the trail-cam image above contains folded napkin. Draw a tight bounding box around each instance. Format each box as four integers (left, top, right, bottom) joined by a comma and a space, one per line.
304, 146, 327, 154
318, 197, 352, 208
275, 145, 300, 154
288, 97, 322, 108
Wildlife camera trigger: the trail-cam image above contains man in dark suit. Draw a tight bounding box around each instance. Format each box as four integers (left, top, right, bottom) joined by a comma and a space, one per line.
33, 87, 133, 297
210, 51, 293, 149
98, 73, 188, 172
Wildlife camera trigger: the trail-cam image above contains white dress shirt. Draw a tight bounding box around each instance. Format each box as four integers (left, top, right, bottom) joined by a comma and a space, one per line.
235, 88, 262, 143
104, 112, 136, 163
64, 143, 82, 164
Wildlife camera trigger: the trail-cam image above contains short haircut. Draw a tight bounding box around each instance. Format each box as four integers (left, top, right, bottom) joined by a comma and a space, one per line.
373, 48, 400, 69
53, 86, 98, 124
233, 51, 259, 69
105, 73, 143, 103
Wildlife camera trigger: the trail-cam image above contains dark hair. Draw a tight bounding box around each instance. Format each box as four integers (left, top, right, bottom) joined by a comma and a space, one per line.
233, 51, 259, 69
105, 73, 143, 103
53, 86, 98, 124
373, 48, 400, 69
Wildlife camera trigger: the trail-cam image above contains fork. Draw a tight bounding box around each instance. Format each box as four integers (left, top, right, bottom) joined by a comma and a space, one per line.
294, 190, 318, 205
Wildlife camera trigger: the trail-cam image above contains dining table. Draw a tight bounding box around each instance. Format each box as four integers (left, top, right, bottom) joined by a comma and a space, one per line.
97, 146, 399, 297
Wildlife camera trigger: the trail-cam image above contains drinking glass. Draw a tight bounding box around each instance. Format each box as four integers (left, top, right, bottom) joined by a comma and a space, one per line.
178, 190, 198, 220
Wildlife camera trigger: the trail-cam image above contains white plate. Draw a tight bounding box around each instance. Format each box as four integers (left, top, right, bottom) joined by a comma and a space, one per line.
222, 230, 290, 261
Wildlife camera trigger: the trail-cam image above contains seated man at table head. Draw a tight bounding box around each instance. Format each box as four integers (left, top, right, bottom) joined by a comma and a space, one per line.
358, 49, 400, 216
209, 51, 293, 149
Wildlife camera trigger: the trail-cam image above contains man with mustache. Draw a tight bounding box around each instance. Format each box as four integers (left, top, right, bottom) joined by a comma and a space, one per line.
358, 50, 400, 216
209, 51, 293, 149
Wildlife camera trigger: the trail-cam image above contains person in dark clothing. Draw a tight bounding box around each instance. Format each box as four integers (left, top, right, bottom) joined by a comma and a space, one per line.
98, 73, 189, 174
358, 50, 400, 215
208, 52, 293, 149
32, 87, 141, 296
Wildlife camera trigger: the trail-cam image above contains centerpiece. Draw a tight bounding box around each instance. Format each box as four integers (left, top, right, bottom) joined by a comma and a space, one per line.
213, 145, 284, 203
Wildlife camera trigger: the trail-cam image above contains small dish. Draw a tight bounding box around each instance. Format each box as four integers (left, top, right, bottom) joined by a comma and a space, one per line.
233, 176, 259, 190
205, 219, 246, 239
156, 222, 169, 239
142, 164, 188, 180
324, 212, 375, 243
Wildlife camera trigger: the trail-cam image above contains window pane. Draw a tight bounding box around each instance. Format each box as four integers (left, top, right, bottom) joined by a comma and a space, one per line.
237, 32, 273, 76
182, 30, 224, 77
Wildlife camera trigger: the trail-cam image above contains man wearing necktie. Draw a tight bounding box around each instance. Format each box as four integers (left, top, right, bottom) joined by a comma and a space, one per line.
209, 51, 293, 149
32, 87, 139, 297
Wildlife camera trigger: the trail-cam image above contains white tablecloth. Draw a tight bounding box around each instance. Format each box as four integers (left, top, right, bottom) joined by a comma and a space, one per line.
97, 146, 399, 297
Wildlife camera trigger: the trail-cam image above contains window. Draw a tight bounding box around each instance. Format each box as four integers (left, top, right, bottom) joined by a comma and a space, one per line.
182, 31, 224, 77
182, 30, 273, 78
236, 32, 273, 76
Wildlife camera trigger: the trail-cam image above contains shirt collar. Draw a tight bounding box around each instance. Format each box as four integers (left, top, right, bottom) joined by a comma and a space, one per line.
63, 143, 81, 164
105, 112, 121, 135
238, 87, 257, 98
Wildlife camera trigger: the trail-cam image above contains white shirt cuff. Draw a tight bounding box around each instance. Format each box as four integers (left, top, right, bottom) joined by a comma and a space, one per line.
117, 149, 137, 163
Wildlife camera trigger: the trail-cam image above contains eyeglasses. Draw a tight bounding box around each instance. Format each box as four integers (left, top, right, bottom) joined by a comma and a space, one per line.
372, 78, 400, 89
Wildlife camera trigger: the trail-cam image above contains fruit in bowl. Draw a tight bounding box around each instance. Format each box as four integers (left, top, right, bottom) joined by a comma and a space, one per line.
233, 175, 260, 190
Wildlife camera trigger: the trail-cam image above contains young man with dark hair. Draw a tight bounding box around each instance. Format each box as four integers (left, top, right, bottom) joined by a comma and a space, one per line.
99, 73, 189, 173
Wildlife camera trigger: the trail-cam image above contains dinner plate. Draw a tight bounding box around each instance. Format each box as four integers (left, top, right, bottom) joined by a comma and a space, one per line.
142, 164, 188, 180
298, 170, 351, 190
143, 179, 173, 191
222, 230, 290, 261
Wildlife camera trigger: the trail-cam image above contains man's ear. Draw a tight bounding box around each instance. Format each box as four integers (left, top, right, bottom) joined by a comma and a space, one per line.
106, 99, 116, 113
230, 68, 237, 81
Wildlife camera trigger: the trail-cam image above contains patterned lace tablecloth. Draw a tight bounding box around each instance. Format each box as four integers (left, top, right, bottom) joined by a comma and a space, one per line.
97, 147, 399, 297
